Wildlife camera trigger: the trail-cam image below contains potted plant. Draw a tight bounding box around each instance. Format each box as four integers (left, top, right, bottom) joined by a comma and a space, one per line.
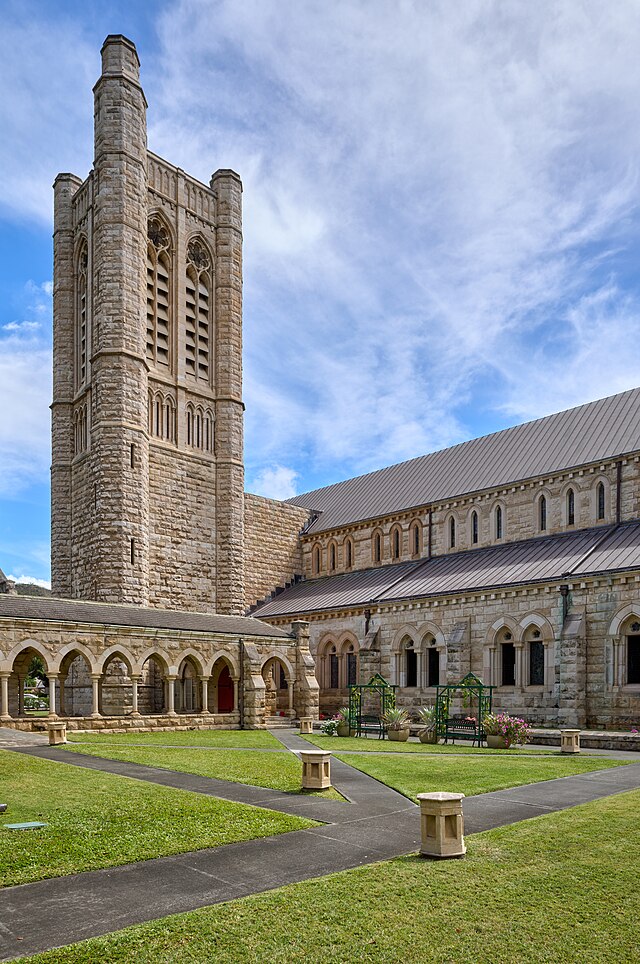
319, 717, 340, 736
336, 706, 351, 737
482, 712, 530, 749
417, 705, 438, 744
382, 706, 411, 742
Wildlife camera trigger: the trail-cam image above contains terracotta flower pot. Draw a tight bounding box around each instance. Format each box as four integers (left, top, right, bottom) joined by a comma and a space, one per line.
388, 728, 410, 742
486, 734, 509, 749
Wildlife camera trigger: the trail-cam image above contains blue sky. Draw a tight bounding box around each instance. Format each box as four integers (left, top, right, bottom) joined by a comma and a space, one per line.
2, 0, 640, 587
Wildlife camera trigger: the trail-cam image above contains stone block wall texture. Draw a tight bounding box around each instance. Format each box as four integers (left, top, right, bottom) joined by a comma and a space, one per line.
301, 459, 640, 579
265, 571, 640, 729
243, 494, 309, 609
51, 36, 245, 615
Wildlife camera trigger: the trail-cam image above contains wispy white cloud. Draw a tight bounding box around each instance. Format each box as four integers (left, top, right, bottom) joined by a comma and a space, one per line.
248, 464, 300, 500
7, 574, 51, 590
2, 1, 640, 506
0, 278, 53, 496
154, 0, 640, 485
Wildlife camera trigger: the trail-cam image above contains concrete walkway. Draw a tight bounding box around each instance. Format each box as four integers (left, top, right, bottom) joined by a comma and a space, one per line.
1, 730, 639, 961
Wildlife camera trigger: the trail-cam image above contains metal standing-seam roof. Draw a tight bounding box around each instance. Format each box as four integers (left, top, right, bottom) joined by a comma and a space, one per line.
252, 521, 640, 618
0, 594, 291, 638
287, 387, 640, 534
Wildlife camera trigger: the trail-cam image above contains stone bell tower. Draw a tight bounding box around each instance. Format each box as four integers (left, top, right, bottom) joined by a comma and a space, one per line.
51, 35, 245, 614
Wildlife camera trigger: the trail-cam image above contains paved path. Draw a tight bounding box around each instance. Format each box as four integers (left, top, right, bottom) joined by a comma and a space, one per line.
1, 730, 639, 961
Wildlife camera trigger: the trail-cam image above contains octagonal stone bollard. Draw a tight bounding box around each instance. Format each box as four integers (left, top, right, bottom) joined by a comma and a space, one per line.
417, 792, 466, 859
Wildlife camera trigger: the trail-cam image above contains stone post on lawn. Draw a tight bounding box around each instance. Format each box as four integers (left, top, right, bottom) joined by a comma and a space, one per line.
560, 729, 581, 753
417, 792, 466, 859
300, 750, 331, 790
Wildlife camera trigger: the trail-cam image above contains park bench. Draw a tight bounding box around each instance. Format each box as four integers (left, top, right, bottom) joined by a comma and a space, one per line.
444, 716, 483, 747
355, 715, 386, 739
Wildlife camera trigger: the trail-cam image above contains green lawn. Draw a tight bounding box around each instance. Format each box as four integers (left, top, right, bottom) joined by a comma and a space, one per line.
334, 751, 629, 800
68, 729, 281, 749
305, 734, 557, 754
62, 742, 338, 795
14, 789, 640, 963
0, 750, 313, 888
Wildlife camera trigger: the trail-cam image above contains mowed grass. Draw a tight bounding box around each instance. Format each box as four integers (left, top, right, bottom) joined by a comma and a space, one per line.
305, 734, 557, 754
62, 742, 328, 794
333, 751, 630, 800
14, 789, 640, 963
68, 729, 281, 749
0, 750, 313, 887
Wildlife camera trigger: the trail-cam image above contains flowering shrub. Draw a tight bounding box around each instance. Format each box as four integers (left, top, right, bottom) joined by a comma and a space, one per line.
483, 712, 530, 748
320, 717, 340, 736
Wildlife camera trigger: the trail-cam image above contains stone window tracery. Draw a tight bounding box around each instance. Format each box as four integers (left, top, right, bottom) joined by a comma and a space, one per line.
148, 390, 176, 443
146, 216, 172, 369
185, 401, 214, 453
185, 238, 212, 382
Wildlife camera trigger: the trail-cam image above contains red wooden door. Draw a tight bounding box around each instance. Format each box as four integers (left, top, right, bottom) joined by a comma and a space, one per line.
217, 666, 234, 712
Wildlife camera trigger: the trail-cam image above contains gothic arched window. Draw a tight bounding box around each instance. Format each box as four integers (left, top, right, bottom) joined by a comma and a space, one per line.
410, 520, 422, 556
495, 505, 503, 540
597, 481, 606, 521
75, 239, 89, 388
449, 517, 456, 549
186, 238, 212, 382
391, 525, 401, 560
344, 536, 353, 570
146, 216, 172, 369
372, 529, 382, 564
471, 511, 478, 545
539, 495, 547, 532
567, 488, 575, 526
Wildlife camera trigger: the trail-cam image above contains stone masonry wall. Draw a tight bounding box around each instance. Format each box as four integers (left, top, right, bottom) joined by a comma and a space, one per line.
264, 571, 640, 729
244, 494, 310, 610
301, 458, 640, 579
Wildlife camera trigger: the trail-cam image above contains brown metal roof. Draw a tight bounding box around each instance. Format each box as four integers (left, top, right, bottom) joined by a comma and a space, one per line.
0, 594, 290, 638
288, 388, 640, 534
253, 521, 640, 618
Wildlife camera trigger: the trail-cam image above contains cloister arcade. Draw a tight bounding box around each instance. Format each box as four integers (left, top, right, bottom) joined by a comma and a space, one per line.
1, 641, 240, 722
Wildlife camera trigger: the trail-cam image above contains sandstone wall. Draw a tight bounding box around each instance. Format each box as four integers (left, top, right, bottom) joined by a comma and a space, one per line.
244, 493, 309, 609
264, 572, 640, 729
301, 458, 640, 578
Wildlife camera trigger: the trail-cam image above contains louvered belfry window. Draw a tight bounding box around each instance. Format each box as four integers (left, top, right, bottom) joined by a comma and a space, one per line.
146, 216, 172, 368
186, 239, 212, 382
75, 240, 89, 388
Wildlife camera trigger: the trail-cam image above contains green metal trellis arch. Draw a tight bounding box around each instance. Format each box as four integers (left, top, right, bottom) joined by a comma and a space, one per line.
434, 672, 494, 739
348, 674, 397, 735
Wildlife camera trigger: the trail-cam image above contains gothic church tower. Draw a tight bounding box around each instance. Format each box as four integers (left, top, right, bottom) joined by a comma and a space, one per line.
51, 35, 245, 614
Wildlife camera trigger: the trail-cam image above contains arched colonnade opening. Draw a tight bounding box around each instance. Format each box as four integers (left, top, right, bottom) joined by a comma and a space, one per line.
262, 656, 296, 718
0, 643, 239, 721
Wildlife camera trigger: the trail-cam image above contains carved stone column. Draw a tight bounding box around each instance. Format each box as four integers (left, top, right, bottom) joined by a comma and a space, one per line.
48, 674, 59, 718
0, 674, 10, 720
91, 675, 102, 718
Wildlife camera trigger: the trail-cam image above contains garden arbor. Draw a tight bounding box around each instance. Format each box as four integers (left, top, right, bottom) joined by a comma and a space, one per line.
435, 672, 494, 739
348, 674, 397, 736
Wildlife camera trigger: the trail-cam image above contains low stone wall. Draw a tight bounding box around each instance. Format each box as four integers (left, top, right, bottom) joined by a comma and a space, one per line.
3, 712, 248, 733
528, 727, 640, 752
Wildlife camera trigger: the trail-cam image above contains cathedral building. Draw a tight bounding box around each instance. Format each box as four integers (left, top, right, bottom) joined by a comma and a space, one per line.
0, 36, 639, 733
252, 389, 640, 730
